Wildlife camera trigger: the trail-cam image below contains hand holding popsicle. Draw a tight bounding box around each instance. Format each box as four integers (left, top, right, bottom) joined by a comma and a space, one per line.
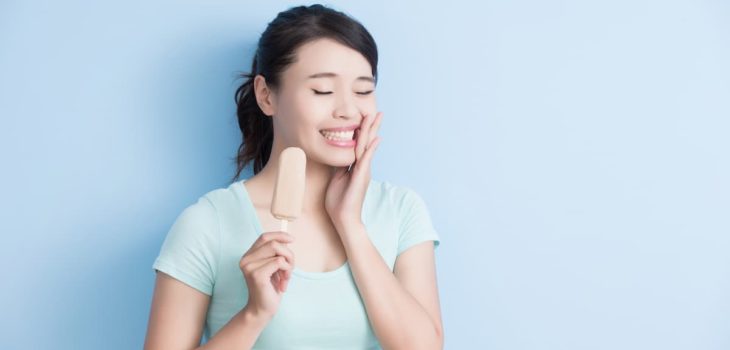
239, 231, 295, 321
325, 111, 382, 231
238, 147, 306, 320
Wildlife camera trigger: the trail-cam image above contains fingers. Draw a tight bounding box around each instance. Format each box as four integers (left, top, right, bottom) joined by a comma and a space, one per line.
268, 267, 289, 293
260, 257, 293, 293
272, 268, 281, 290
247, 255, 293, 288
281, 270, 291, 292
355, 113, 371, 161
245, 238, 296, 268
353, 111, 382, 173
250, 231, 295, 251
356, 136, 381, 174
275, 270, 288, 293
240, 232, 296, 287
368, 112, 383, 146
356, 111, 382, 163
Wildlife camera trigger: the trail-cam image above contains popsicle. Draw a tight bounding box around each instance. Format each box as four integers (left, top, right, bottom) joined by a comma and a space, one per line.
270, 147, 307, 232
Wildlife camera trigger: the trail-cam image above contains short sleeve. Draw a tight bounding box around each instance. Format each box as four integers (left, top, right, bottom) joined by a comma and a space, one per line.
396, 187, 441, 256
152, 197, 220, 296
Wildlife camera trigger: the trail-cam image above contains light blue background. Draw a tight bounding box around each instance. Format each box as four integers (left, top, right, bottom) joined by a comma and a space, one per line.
1, 1, 728, 349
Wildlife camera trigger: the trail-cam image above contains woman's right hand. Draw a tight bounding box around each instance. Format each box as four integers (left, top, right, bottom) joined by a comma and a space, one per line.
239, 231, 296, 321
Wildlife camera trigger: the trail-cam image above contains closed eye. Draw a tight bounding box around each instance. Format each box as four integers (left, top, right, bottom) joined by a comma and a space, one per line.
312, 89, 374, 95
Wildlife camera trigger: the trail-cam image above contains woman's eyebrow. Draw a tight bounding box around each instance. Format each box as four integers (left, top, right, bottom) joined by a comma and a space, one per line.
307, 72, 374, 83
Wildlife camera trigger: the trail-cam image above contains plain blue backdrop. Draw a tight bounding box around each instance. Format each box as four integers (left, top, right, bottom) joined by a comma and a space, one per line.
1, 0, 728, 349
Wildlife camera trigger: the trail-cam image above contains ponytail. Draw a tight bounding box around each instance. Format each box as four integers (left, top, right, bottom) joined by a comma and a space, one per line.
230, 55, 274, 182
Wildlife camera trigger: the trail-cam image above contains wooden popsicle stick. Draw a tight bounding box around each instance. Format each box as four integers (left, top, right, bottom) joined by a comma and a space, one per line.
280, 219, 288, 232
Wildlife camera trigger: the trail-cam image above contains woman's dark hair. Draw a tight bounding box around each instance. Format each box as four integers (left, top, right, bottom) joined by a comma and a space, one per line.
230, 4, 379, 183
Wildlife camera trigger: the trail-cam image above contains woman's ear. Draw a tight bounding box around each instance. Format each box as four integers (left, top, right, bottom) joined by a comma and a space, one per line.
253, 74, 276, 116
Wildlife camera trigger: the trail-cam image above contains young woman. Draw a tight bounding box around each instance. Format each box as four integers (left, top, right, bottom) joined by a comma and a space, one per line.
144, 4, 442, 350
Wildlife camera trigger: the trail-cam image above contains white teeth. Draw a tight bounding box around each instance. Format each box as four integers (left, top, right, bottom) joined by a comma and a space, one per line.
321, 130, 354, 141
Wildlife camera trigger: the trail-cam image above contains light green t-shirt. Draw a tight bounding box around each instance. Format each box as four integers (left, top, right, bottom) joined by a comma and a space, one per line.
152, 178, 441, 349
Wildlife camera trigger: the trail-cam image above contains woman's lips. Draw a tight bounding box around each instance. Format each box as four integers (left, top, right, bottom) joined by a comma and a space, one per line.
320, 124, 359, 132
321, 132, 356, 147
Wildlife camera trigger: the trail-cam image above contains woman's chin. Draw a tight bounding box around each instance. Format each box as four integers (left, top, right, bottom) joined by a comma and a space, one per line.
331, 159, 355, 168
323, 154, 356, 168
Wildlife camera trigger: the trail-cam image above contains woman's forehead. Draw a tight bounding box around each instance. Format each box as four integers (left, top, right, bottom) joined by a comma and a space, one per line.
287, 38, 373, 83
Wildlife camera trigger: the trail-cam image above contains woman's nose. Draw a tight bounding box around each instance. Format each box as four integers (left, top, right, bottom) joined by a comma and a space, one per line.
332, 93, 360, 120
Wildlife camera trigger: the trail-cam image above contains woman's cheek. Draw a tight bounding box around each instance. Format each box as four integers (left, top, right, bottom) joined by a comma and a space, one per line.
364, 97, 377, 115
364, 107, 378, 118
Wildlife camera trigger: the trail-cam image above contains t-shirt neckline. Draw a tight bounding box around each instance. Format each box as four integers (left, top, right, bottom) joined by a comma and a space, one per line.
236, 179, 349, 280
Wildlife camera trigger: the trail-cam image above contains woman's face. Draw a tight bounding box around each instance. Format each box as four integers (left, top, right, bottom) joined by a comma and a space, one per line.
267, 38, 377, 168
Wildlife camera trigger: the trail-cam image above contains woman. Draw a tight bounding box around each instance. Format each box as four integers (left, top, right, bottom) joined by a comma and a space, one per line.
144, 4, 442, 349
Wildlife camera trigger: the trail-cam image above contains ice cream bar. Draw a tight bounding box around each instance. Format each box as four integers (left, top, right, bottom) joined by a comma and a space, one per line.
270, 147, 306, 232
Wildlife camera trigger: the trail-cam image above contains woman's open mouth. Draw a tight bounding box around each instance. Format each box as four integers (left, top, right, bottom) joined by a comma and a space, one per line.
320, 129, 357, 147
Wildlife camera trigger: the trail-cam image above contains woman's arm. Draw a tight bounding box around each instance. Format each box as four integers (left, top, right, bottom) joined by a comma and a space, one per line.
144, 271, 269, 350
336, 222, 444, 350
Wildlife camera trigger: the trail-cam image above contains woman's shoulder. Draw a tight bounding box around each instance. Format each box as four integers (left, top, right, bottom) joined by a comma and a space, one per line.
173, 181, 246, 227
367, 178, 440, 253
197, 181, 244, 211
368, 178, 429, 213
369, 178, 422, 200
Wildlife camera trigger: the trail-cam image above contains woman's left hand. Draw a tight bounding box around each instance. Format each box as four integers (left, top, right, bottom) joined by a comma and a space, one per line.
325, 111, 383, 231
